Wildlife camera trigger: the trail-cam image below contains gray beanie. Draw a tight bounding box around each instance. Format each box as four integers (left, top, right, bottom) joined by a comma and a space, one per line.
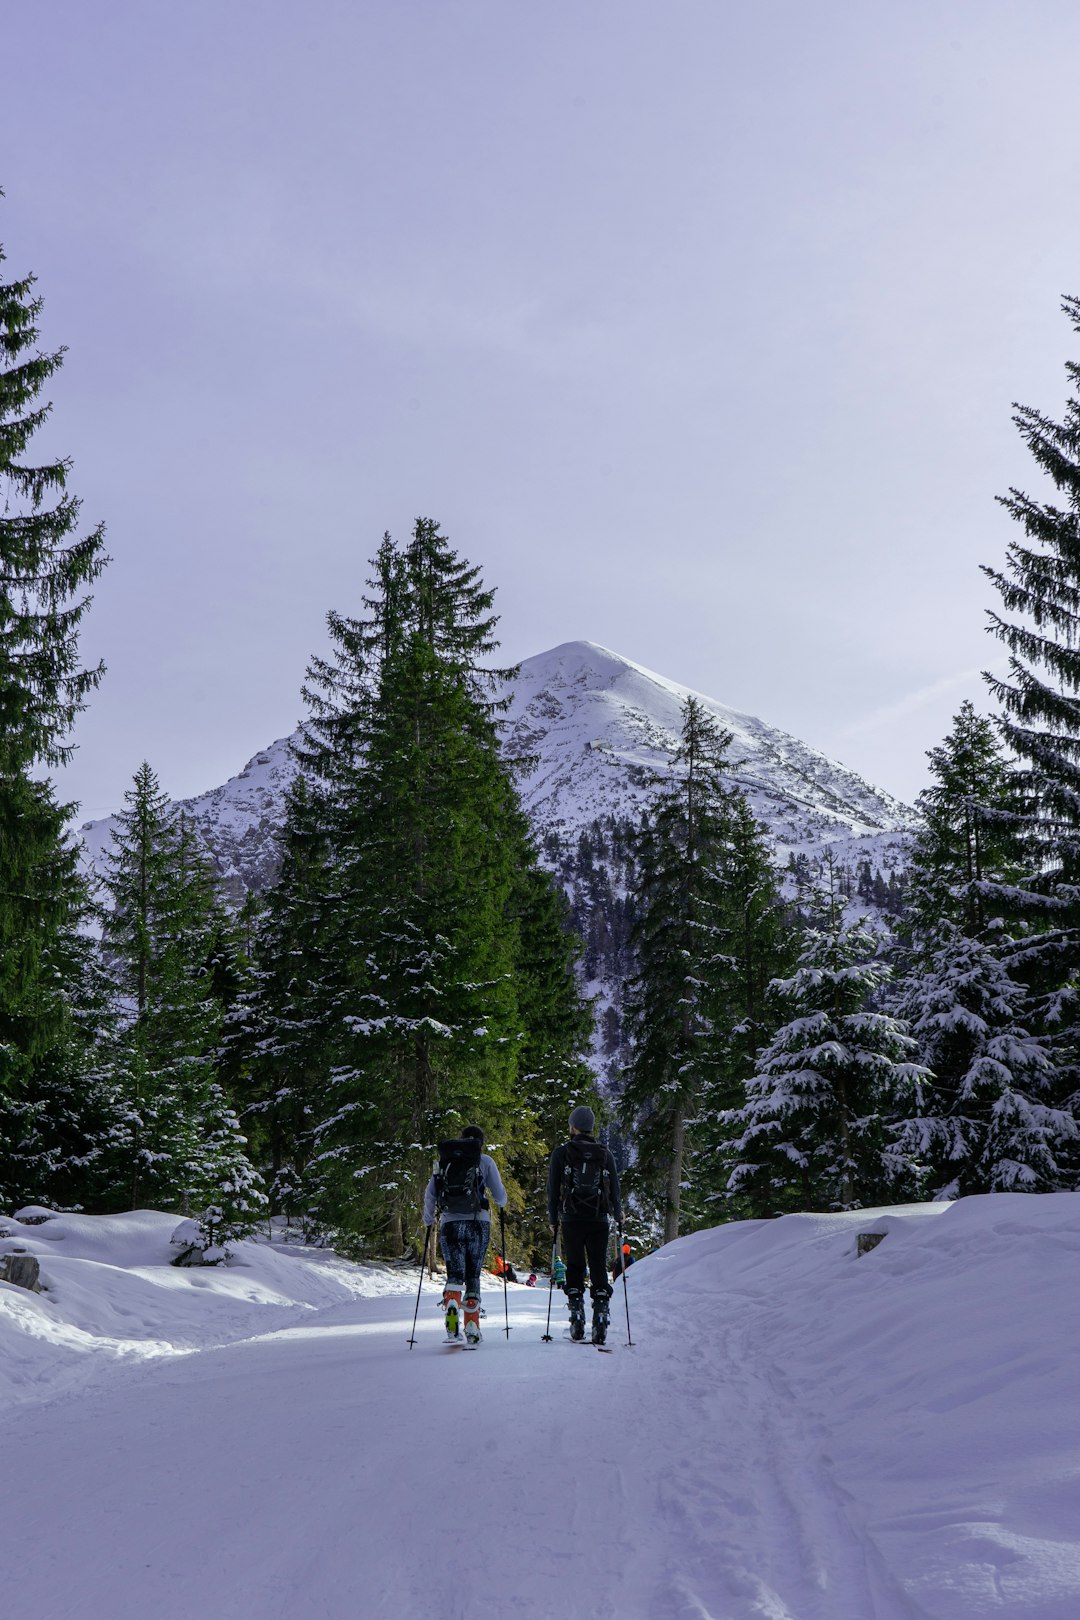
569, 1105, 595, 1134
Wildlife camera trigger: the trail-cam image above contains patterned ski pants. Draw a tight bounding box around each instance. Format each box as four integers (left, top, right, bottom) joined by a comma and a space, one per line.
440, 1219, 491, 1299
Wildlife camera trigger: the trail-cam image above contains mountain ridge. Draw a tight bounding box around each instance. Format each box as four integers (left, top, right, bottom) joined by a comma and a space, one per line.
79, 639, 915, 902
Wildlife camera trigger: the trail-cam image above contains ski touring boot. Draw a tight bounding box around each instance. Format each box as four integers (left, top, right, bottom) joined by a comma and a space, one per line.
463, 1295, 482, 1346
443, 1286, 463, 1342
567, 1288, 586, 1342
591, 1288, 611, 1347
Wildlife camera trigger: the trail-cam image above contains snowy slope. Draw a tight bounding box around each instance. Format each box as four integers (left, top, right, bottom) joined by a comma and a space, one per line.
78, 640, 914, 898
3, 1194, 1078, 1619
504, 640, 914, 857
79, 733, 297, 906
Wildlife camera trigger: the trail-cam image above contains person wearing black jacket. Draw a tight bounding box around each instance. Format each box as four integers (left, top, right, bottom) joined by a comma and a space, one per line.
547, 1105, 621, 1344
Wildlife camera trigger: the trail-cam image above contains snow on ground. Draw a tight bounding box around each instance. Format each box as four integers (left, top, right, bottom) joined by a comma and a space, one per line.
3, 1194, 1079, 1619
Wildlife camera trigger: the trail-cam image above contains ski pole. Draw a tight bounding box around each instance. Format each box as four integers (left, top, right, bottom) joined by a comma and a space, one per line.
407, 1224, 432, 1348
542, 1222, 559, 1341
618, 1219, 634, 1346
499, 1207, 511, 1338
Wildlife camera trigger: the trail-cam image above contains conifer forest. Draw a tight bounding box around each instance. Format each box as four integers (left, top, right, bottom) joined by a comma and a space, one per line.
6, 219, 1080, 1264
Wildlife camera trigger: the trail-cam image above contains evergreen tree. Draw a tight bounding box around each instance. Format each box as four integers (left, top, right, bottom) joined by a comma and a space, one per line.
0, 919, 126, 1210
0, 221, 107, 1105
727, 875, 926, 1215
887, 702, 1075, 1196
255, 520, 593, 1255
101, 764, 255, 1213
225, 774, 335, 1227
505, 859, 599, 1257
619, 696, 736, 1242
905, 701, 1026, 943
895, 925, 1074, 1197
982, 294, 1080, 1024
696, 794, 796, 1208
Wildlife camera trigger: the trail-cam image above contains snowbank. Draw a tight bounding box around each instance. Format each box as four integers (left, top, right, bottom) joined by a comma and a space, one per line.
0, 1209, 414, 1409
4, 1195, 1079, 1618
632, 1192, 1080, 1618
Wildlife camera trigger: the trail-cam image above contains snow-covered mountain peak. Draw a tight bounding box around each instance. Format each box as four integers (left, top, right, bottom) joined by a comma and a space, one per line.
504, 641, 915, 855
79, 640, 915, 899
79, 732, 300, 905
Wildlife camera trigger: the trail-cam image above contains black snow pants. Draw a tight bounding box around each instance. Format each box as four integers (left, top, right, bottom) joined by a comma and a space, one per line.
561, 1218, 611, 1300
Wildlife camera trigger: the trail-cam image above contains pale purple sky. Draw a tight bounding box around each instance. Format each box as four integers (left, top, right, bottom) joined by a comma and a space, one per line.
6, 1, 1080, 817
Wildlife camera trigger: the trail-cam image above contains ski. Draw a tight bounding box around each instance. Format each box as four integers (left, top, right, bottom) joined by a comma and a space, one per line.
562, 1330, 614, 1353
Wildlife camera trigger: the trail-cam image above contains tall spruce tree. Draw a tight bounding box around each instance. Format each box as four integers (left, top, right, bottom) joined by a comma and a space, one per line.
258, 520, 592, 1255
101, 764, 254, 1213
696, 793, 795, 1210
894, 924, 1073, 1197
889, 702, 1073, 1195
225, 773, 336, 1227
619, 696, 736, 1242
983, 295, 1080, 1011
904, 701, 1027, 944
980, 297, 1080, 1176
0, 223, 107, 1119
0, 917, 126, 1210
727, 871, 926, 1215
505, 859, 599, 1254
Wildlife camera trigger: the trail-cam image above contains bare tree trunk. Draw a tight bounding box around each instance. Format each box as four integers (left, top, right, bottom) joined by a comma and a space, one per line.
664, 1103, 685, 1244
388, 1201, 404, 1257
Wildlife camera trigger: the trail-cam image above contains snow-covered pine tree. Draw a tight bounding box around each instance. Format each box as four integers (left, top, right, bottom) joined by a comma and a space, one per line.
904, 701, 1027, 944
619, 696, 737, 1242
982, 296, 1080, 1072
224, 773, 337, 1229
0, 219, 107, 1180
696, 792, 795, 1208
267, 520, 592, 1255
181, 1090, 267, 1257
888, 702, 1076, 1194
895, 924, 1074, 1196
101, 764, 259, 1213
0, 919, 127, 1210
727, 871, 926, 1215
504, 859, 599, 1254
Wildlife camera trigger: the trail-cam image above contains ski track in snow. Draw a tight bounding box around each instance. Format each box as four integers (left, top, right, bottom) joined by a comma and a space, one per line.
5, 1196, 1080, 1620
6, 1286, 915, 1620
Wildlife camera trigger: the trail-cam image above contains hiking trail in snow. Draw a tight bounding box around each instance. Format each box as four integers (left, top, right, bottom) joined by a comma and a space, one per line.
3, 1197, 1078, 1619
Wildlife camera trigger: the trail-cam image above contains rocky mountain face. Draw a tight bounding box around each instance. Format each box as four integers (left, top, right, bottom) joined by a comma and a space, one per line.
500, 642, 915, 1088
80, 732, 298, 909
81, 640, 914, 890
80, 641, 915, 1086
502, 641, 913, 855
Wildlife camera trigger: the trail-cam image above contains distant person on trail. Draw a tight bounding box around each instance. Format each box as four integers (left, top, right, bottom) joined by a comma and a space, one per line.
552, 1254, 567, 1292
612, 1242, 633, 1280
423, 1126, 507, 1346
547, 1105, 621, 1345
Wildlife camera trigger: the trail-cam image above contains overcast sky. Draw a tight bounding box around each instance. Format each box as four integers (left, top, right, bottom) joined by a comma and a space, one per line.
6, 1, 1080, 819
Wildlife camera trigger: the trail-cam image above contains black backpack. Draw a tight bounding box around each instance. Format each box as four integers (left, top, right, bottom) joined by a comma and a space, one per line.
561, 1138, 610, 1219
435, 1138, 487, 1217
